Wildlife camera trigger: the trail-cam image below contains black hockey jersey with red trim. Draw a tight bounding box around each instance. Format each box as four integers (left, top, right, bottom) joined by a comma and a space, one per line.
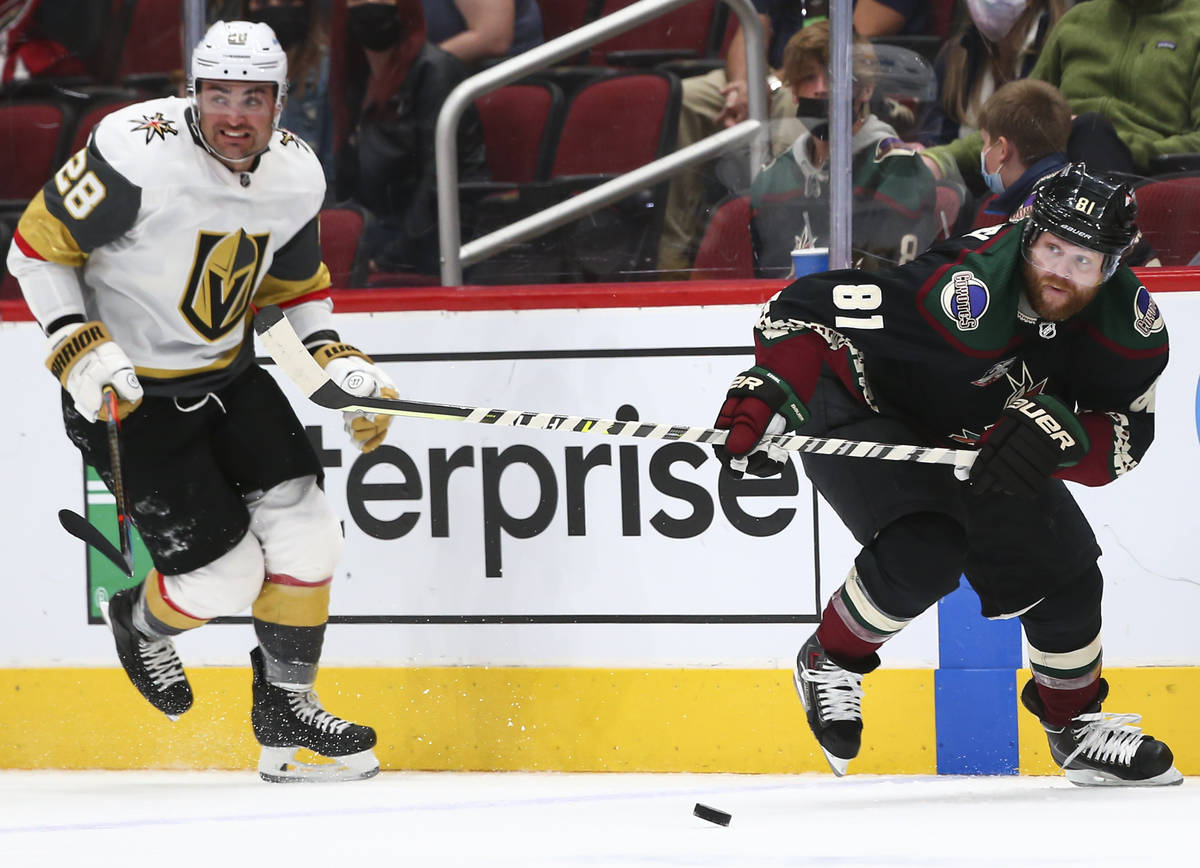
752, 221, 1169, 486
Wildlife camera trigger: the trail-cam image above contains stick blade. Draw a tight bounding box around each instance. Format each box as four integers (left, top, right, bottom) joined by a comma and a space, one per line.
58, 509, 134, 577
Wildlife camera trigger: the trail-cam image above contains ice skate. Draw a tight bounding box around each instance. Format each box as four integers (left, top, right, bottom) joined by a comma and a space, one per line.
1021, 678, 1183, 787
250, 647, 379, 783
100, 587, 193, 720
793, 632, 879, 775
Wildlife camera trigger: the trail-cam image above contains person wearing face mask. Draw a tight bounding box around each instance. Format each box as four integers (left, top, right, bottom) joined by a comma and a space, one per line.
748, 21, 937, 276
242, 0, 334, 183
926, 0, 1200, 185
332, 0, 488, 277
973, 79, 1161, 266
914, 0, 1067, 153
713, 164, 1180, 788
975, 78, 1072, 216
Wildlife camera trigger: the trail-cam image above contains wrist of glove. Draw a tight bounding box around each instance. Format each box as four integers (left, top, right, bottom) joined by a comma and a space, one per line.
45, 321, 144, 422
313, 342, 398, 453
713, 365, 810, 478
968, 394, 1089, 498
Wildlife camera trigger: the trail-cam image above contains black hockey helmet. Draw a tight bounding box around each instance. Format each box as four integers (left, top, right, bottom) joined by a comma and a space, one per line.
1021, 164, 1138, 279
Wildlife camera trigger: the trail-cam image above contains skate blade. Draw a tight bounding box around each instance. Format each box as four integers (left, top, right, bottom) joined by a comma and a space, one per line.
257, 746, 380, 783
793, 668, 853, 777
99, 601, 187, 722
1064, 765, 1184, 787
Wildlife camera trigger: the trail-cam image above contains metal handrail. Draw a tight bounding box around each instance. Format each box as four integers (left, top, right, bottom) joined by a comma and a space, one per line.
434, 0, 766, 286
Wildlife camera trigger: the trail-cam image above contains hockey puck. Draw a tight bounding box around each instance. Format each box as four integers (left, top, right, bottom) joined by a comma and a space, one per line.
693, 802, 731, 826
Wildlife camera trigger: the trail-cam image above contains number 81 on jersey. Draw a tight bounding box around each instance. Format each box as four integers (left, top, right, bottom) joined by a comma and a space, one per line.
833, 283, 883, 329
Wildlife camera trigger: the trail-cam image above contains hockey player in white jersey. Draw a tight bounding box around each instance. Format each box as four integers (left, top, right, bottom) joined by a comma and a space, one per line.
7, 20, 397, 782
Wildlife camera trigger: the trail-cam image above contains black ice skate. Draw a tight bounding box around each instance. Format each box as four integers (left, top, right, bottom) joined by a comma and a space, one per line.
250, 647, 379, 783
793, 632, 879, 776
1020, 678, 1183, 787
100, 587, 193, 720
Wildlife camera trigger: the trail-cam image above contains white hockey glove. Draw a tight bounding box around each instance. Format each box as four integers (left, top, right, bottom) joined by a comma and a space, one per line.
313, 343, 398, 453
45, 321, 144, 422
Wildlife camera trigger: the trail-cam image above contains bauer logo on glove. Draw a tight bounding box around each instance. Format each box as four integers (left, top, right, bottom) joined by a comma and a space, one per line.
969, 393, 1089, 498
714, 365, 810, 478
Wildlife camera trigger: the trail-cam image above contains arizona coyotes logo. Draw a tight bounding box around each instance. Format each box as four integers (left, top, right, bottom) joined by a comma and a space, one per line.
181, 229, 269, 340
130, 112, 179, 143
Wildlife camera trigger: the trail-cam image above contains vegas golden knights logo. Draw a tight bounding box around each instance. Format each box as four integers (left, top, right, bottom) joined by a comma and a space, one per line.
181, 229, 269, 340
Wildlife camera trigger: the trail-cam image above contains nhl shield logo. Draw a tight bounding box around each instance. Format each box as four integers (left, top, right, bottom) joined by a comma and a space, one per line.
941, 271, 989, 331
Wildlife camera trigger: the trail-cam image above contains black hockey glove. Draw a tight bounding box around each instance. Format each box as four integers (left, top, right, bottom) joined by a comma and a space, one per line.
714, 366, 810, 478
969, 395, 1089, 498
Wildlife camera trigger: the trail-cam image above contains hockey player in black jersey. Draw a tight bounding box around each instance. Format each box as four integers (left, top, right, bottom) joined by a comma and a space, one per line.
714, 164, 1181, 786
8, 21, 398, 782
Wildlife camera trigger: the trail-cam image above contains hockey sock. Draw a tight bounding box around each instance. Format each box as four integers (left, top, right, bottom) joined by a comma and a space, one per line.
816, 568, 910, 663
1034, 678, 1103, 728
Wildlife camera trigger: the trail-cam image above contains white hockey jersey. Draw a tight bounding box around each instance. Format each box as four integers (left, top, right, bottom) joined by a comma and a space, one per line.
7, 96, 333, 396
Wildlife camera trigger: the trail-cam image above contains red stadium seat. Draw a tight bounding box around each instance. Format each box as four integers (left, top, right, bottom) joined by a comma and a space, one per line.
0, 101, 70, 200
117, 0, 184, 84
320, 204, 372, 289
691, 194, 753, 280
474, 81, 565, 183
537, 0, 597, 41
1132, 174, 1200, 266
550, 71, 679, 177
587, 0, 718, 66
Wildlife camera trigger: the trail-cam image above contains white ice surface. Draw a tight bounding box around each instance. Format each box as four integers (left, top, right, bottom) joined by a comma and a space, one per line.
0, 771, 1195, 867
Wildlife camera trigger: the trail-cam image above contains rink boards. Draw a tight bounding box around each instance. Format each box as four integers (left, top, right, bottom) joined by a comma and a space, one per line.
0, 274, 1196, 773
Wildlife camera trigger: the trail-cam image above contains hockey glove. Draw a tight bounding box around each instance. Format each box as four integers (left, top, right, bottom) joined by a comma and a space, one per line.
45, 321, 143, 422
969, 394, 1089, 498
714, 365, 810, 478
313, 343, 399, 453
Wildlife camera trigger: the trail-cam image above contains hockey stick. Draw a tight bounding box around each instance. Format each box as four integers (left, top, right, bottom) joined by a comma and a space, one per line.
57, 387, 135, 577
253, 305, 978, 474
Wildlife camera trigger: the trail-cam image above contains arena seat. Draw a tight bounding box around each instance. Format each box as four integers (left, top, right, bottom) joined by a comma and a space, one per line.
1131, 174, 1200, 266
0, 101, 71, 200
691, 194, 753, 280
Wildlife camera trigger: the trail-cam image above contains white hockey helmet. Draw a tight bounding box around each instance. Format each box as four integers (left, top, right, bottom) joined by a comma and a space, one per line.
189, 20, 289, 122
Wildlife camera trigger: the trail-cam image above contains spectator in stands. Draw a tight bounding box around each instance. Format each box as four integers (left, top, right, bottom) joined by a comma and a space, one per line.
334, 0, 488, 276
916, 0, 1066, 149
244, 0, 335, 182
975, 78, 1161, 265
973, 77, 1072, 225
0, 0, 109, 83
422, 0, 543, 69
923, 0, 1200, 184
749, 21, 937, 276
656, 0, 928, 275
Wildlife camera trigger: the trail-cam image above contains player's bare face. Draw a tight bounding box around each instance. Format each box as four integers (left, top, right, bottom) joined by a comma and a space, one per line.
1022, 232, 1105, 321
196, 81, 276, 169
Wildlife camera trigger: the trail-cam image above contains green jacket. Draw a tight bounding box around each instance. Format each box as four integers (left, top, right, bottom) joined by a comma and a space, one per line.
926, 0, 1200, 179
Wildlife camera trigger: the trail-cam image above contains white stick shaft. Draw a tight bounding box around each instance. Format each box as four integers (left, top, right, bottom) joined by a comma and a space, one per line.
253, 305, 977, 473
